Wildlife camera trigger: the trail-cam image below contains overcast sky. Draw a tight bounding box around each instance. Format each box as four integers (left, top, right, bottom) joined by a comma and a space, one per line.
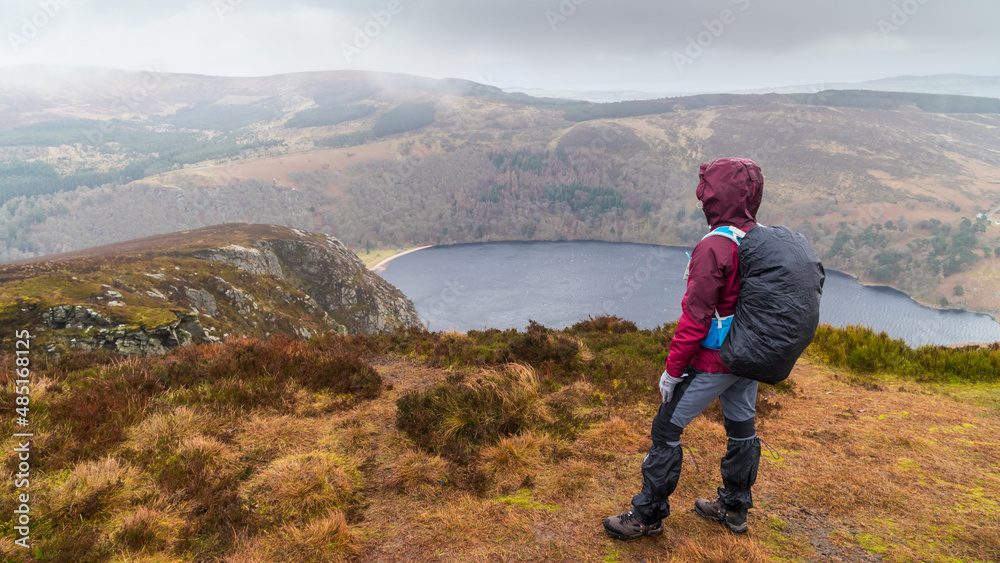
1, 0, 998, 93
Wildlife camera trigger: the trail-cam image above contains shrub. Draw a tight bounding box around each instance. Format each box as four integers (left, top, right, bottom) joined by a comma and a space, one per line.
569, 315, 638, 334
809, 324, 1000, 383
396, 363, 551, 463
504, 321, 580, 376
40, 358, 161, 467
156, 336, 382, 411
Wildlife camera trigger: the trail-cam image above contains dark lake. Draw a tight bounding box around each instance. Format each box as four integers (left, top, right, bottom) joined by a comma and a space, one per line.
378, 241, 1000, 347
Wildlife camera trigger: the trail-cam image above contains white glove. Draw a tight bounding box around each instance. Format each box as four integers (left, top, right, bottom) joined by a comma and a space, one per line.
659, 370, 683, 403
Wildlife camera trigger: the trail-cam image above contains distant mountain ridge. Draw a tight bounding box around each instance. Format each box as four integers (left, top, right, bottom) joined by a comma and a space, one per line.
505, 74, 1000, 102
0, 64, 546, 130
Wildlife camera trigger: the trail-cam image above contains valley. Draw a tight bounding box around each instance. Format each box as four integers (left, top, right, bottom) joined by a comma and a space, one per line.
1, 67, 999, 320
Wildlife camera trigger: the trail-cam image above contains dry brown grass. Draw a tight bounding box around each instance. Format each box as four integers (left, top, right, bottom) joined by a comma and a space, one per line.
243, 453, 362, 527
234, 413, 327, 461
13, 341, 1000, 562
224, 510, 357, 563
351, 356, 1000, 562
667, 534, 771, 562
45, 457, 146, 521
479, 431, 550, 492
108, 505, 184, 555
578, 415, 650, 456
393, 448, 454, 495
124, 406, 221, 460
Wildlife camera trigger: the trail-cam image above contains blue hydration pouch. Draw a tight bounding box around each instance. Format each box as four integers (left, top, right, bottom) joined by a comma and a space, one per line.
702, 311, 734, 350
694, 225, 746, 350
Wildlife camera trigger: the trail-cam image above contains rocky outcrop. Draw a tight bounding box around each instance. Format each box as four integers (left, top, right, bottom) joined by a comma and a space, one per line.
193, 244, 284, 277
255, 235, 422, 334
40, 305, 208, 355
0, 224, 423, 356
193, 228, 422, 335
185, 288, 219, 317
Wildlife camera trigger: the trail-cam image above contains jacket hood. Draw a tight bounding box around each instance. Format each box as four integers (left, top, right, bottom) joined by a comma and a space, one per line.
696, 157, 763, 230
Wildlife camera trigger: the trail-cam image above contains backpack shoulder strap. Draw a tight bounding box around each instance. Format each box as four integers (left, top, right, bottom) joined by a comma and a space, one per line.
701, 226, 746, 245
686, 226, 746, 280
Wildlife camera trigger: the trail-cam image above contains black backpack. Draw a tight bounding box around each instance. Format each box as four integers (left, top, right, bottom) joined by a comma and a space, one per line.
719, 225, 825, 384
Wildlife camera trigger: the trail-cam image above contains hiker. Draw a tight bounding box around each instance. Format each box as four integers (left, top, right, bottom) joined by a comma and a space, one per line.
604, 157, 765, 539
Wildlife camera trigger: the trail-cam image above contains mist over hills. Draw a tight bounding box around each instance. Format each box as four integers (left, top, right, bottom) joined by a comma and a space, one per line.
1, 66, 999, 320
0, 65, 527, 128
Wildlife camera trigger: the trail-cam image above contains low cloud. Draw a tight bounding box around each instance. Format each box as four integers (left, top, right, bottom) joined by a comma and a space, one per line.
1, 0, 997, 92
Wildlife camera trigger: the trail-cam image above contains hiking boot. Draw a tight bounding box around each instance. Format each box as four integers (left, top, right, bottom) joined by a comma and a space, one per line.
603, 509, 663, 540
694, 497, 748, 534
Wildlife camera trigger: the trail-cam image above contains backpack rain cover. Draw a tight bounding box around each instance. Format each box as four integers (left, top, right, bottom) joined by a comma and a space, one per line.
719, 225, 825, 384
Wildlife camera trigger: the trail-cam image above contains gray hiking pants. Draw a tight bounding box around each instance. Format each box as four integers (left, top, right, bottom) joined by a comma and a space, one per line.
631, 368, 761, 524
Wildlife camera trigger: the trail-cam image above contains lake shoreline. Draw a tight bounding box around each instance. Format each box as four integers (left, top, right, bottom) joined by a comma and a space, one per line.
369, 245, 433, 273
381, 239, 1000, 324
376, 240, 1000, 346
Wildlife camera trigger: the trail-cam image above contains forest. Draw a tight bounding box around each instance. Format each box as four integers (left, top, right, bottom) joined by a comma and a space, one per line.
315, 102, 437, 147
284, 103, 376, 129
561, 99, 674, 121
0, 118, 282, 205
163, 100, 282, 131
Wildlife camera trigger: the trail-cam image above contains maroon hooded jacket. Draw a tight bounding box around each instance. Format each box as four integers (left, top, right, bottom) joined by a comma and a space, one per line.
665, 158, 764, 378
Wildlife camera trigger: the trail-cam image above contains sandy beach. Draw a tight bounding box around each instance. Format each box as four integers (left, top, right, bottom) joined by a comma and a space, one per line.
369, 245, 433, 273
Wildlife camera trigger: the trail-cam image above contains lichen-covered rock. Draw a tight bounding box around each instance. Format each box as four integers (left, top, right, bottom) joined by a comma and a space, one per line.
185, 288, 219, 317
42, 309, 207, 355
185, 227, 421, 335
193, 244, 284, 277
253, 235, 422, 334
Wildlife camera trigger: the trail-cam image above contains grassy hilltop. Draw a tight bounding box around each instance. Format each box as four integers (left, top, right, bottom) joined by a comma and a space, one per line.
1, 319, 998, 562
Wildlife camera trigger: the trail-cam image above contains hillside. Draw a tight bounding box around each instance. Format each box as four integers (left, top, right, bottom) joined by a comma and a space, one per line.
2, 67, 1000, 318
0, 320, 997, 561
0, 223, 421, 354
